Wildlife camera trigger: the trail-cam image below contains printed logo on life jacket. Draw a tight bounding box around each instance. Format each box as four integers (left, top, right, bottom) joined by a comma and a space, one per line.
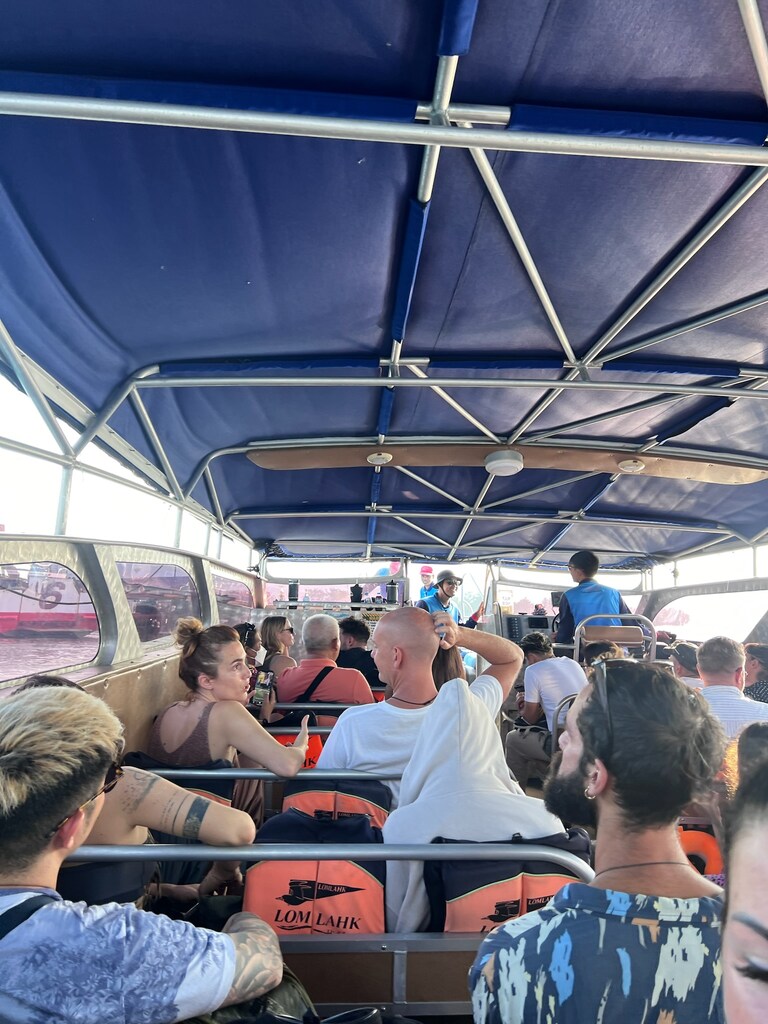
483, 898, 521, 924
278, 878, 364, 906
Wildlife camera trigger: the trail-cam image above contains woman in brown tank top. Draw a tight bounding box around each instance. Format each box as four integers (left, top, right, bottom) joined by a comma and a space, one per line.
147, 618, 310, 822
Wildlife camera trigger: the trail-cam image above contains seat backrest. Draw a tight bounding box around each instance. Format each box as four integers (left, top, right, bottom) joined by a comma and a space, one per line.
282, 777, 392, 830
245, 809, 385, 935
424, 829, 593, 933
580, 625, 645, 645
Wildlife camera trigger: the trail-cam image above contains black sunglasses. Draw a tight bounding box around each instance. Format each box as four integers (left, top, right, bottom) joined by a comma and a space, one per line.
590, 658, 630, 759
47, 760, 124, 838
283, 626, 295, 634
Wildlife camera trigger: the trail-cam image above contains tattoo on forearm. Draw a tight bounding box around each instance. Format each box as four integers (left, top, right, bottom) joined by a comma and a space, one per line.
224, 914, 283, 1002
181, 795, 210, 839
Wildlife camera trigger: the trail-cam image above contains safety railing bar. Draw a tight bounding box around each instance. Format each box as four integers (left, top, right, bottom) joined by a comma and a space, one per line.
265, 727, 333, 735
148, 768, 403, 780
72, 843, 595, 879
271, 703, 364, 710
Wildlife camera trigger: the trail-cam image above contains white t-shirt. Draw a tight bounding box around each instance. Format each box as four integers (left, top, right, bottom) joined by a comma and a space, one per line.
524, 657, 588, 731
317, 674, 503, 807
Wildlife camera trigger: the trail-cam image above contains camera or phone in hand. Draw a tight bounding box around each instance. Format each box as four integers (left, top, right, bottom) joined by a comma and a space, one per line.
248, 669, 274, 712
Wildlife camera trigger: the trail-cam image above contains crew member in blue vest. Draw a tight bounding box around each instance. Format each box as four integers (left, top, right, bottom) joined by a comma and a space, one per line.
554, 550, 631, 643
418, 565, 438, 600
415, 569, 483, 628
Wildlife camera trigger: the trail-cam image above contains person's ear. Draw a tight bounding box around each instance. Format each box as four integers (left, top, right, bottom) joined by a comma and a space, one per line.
51, 807, 87, 853
197, 672, 216, 692
588, 758, 610, 798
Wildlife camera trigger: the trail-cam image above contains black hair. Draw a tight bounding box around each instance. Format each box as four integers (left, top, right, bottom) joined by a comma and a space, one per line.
745, 643, 768, 682
234, 622, 259, 650
568, 550, 600, 577
737, 721, 768, 781
578, 660, 725, 830
15, 675, 85, 694
519, 631, 552, 656
338, 617, 370, 644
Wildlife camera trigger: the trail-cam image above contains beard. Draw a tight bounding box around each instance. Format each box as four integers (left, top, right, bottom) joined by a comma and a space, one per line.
543, 751, 597, 829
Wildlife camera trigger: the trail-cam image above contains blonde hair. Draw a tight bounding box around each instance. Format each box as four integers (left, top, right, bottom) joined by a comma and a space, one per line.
174, 616, 240, 691
261, 615, 292, 657
0, 689, 123, 869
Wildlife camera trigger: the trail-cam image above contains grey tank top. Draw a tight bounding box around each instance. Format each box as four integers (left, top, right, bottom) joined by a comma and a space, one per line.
145, 701, 215, 765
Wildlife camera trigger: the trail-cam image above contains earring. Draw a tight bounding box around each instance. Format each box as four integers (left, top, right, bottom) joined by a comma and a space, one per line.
584, 788, 596, 801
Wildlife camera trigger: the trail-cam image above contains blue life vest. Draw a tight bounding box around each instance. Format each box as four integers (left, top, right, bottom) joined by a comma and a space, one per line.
419, 592, 460, 623
566, 580, 623, 628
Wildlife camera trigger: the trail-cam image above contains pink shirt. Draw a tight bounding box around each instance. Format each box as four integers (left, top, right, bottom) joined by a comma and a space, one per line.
276, 657, 375, 726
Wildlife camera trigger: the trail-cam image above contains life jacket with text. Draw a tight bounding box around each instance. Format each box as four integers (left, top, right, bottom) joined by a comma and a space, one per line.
282, 777, 392, 830
423, 828, 592, 932
244, 809, 385, 935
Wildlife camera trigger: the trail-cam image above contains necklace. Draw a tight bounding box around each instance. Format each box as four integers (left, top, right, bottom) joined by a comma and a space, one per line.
387, 695, 437, 707
593, 860, 691, 878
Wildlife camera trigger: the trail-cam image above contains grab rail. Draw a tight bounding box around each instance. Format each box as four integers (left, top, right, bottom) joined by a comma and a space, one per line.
151, 768, 402, 780
71, 842, 594, 880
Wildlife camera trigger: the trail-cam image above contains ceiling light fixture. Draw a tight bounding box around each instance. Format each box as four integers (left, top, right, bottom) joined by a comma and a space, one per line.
618, 459, 646, 474
484, 450, 525, 476
366, 452, 393, 466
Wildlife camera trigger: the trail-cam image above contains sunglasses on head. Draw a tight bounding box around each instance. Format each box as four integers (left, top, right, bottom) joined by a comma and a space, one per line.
47, 759, 124, 838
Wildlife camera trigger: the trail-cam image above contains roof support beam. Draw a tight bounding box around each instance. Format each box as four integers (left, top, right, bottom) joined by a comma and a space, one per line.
465, 132, 579, 366
128, 391, 183, 501
583, 166, 768, 362
393, 516, 452, 548
0, 318, 74, 458
394, 465, 472, 509
448, 477, 495, 559
137, 373, 768, 403
597, 289, 768, 364
231, 508, 732, 536
737, 0, 768, 107
5, 91, 768, 166
407, 365, 502, 442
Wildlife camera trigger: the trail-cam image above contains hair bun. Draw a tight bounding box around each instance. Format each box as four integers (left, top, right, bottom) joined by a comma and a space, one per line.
173, 617, 205, 648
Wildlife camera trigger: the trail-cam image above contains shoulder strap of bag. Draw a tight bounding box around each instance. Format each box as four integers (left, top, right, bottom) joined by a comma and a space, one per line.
297, 666, 335, 703
0, 894, 56, 941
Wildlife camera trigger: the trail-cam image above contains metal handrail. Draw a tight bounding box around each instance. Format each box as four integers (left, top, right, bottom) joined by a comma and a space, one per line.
573, 612, 657, 662
151, 768, 402, 780
72, 842, 594, 880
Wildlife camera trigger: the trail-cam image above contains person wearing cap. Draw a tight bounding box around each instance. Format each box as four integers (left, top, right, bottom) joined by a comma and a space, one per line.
669, 640, 701, 687
418, 565, 438, 600
505, 631, 588, 791
415, 568, 484, 628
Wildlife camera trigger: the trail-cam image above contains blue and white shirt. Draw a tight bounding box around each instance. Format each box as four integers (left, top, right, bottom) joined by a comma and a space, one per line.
470, 883, 723, 1024
0, 889, 236, 1023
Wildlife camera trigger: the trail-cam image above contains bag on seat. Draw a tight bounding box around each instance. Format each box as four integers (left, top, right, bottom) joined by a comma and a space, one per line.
244, 809, 385, 934
282, 777, 392, 830
424, 828, 592, 932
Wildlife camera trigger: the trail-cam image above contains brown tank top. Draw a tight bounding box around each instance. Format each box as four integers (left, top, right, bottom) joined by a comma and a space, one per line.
145, 701, 215, 765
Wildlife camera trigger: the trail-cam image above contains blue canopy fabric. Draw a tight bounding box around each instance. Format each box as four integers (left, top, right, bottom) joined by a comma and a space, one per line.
2, 0, 768, 569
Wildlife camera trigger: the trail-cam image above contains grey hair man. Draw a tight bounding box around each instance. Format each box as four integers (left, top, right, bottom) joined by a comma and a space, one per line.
697, 635, 768, 739
0, 688, 284, 1023
275, 613, 374, 724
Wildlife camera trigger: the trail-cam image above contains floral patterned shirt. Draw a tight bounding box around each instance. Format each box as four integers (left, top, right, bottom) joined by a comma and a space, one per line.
0, 889, 235, 1023
470, 883, 723, 1024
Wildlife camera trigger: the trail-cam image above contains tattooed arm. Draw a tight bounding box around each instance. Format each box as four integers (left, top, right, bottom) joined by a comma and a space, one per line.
116, 767, 256, 844
220, 912, 284, 1006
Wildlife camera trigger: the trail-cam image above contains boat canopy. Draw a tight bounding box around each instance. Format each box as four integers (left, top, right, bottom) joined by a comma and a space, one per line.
2, 0, 768, 569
